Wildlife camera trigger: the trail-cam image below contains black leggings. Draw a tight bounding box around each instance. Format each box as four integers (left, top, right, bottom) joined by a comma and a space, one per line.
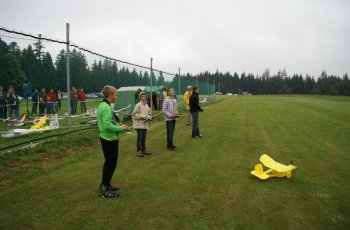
100, 138, 119, 187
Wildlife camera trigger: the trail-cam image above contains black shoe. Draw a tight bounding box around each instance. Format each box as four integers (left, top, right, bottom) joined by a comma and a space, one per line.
171, 145, 177, 148
109, 185, 119, 191
99, 189, 120, 198
167, 147, 175, 151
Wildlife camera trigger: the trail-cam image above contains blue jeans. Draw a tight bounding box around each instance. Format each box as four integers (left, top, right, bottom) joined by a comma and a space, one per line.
136, 129, 147, 152
166, 120, 176, 148
191, 111, 200, 138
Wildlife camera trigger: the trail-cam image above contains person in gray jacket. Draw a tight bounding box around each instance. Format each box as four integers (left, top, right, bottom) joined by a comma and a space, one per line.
162, 88, 179, 151
132, 92, 152, 157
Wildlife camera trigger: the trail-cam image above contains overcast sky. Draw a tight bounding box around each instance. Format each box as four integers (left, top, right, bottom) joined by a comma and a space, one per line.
0, 0, 349, 78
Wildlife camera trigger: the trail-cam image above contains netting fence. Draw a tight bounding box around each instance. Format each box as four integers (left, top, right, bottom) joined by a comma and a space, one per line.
0, 25, 216, 147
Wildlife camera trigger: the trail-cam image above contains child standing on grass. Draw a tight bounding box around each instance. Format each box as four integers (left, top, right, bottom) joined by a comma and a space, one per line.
132, 92, 152, 157
97, 85, 129, 198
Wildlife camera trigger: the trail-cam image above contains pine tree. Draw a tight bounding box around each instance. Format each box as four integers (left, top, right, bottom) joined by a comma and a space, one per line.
3, 52, 26, 93
33, 34, 45, 60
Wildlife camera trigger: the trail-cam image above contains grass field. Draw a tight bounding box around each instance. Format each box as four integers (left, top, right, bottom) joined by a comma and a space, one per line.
0, 95, 349, 229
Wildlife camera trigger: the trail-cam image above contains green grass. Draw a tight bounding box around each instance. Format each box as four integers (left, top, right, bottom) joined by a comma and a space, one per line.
0, 95, 349, 229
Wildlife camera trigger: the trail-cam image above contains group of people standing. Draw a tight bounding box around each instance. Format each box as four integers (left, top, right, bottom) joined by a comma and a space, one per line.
31, 88, 64, 116
31, 87, 86, 116
0, 84, 89, 120
70, 87, 87, 114
97, 84, 203, 198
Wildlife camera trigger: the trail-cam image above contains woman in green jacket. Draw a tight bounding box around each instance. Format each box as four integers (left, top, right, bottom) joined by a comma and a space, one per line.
98, 85, 129, 198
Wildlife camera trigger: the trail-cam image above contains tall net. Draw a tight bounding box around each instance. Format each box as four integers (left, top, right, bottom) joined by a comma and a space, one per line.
0, 27, 220, 150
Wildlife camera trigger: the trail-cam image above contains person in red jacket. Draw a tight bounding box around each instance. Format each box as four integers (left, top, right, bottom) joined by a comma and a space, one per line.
78, 88, 87, 113
47, 89, 57, 114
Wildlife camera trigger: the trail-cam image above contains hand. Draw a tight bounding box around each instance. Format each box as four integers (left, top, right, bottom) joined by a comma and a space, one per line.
122, 124, 129, 130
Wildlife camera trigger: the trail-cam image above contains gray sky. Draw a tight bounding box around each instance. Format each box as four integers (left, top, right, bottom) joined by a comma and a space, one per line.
0, 0, 349, 78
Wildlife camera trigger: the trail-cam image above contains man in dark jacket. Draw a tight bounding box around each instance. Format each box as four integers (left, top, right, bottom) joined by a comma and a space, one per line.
189, 86, 203, 138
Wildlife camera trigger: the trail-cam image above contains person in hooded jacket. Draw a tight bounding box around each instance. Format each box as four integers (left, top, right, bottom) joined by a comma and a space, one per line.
132, 92, 152, 157
189, 86, 203, 138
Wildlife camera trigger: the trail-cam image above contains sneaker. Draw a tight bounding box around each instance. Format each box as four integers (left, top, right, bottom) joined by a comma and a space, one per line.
142, 150, 151, 155
99, 189, 120, 198
167, 147, 175, 151
136, 151, 144, 157
171, 145, 177, 148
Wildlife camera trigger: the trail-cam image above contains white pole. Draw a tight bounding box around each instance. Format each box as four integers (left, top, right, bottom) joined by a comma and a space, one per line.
66, 23, 71, 131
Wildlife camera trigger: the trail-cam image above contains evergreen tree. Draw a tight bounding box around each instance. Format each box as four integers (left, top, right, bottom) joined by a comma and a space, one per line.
20, 45, 41, 89
232, 72, 240, 94
33, 35, 45, 60
305, 75, 316, 94
3, 52, 26, 93
342, 74, 350, 96
55, 49, 67, 91
0, 38, 9, 87
41, 52, 56, 90
158, 71, 165, 86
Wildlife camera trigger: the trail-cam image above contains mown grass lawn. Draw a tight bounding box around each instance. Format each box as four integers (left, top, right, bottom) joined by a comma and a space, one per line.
0, 95, 349, 229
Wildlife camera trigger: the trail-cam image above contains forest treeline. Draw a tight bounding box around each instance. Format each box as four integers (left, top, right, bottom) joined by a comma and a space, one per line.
1, 38, 349, 96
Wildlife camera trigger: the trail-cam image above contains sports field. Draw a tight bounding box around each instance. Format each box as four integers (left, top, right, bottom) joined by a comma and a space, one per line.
1, 95, 349, 229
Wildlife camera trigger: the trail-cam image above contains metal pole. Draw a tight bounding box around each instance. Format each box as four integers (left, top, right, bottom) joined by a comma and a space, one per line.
178, 67, 181, 96
213, 80, 215, 92
206, 78, 209, 96
150, 58, 153, 116
196, 76, 198, 87
66, 23, 71, 131
213, 79, 217, 101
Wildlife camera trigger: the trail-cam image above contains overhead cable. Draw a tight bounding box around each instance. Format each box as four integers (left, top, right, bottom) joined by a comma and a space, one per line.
0, 27, 178, 76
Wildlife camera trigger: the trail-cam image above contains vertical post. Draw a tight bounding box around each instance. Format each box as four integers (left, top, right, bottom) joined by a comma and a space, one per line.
178, 67, 181, 96
213, 79, 217, 101
150, 58, 153, 116
66, 23, 71, 131
207, 78, 209, 96
196, 76, 198, 87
